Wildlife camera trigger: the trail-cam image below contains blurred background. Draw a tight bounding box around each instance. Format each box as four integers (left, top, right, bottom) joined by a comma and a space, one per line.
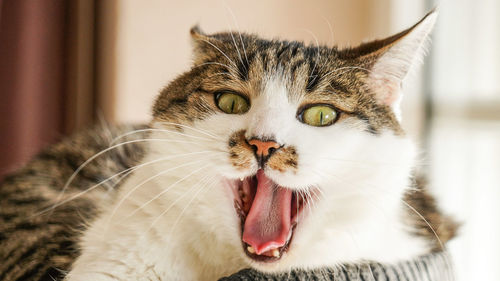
0, 0, 498, 280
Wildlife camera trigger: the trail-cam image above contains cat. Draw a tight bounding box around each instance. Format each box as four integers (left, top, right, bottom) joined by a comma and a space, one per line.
0, 10, 456, 281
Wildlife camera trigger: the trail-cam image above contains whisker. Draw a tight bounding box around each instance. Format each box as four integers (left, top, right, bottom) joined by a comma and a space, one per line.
297, 190, 308, 217
401, 199, 445, 251
167, 177, 218, 236
34, 151, 218, 217
367, 263, 376, 281
311, 187, 325, 202
157, 121, 223, 140
300, 28, 322, 87
354, 185, 445, 251
110, 159, 215, 223
305, 189, 316, 213
388, 194, 453, 277
192, 62, 248, 89
53, 138, 210, 216
197, 63, 247, 89
321, 16, 335, 46
226, 25, 246, 74
107, 158, 216, 228
224, 5, 249, 65
146, 174, 216, 233
299, 189, 310, 215
110, 128, 217, 146
113, 138, 202, 145
199, 39, 242, 77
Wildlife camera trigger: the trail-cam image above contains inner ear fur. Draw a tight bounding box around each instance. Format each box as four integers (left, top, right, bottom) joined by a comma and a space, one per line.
189, 25, 224, 65
340, 10, 437, 108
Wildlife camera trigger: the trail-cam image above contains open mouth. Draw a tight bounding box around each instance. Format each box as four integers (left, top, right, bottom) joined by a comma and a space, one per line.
232, 169, 308, 263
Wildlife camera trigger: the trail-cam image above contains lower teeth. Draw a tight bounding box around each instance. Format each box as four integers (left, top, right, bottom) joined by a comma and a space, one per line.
272, 249, 280, 257
247, 246, 255, 254
246, 245, 280, 258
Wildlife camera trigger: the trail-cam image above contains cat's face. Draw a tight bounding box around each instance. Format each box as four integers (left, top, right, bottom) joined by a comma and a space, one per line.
147, 13, 434, 272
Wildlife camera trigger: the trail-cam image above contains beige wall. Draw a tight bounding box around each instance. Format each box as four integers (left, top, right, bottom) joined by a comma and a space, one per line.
98, 0, 426, 137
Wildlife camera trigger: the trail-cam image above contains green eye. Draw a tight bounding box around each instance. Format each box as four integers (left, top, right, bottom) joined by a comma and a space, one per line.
300, 105, 338, 127
216, 92, 250, 114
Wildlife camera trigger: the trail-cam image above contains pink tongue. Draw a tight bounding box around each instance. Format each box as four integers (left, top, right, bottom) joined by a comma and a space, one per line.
242, 170, 292, 255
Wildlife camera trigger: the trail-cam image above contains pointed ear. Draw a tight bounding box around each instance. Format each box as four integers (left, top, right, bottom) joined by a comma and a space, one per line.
344, 10, 437, 110
190, 25, 221, 65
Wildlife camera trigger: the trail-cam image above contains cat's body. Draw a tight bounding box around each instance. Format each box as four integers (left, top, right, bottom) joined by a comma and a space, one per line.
0, 126, 146, 280
0, 10, 456, 281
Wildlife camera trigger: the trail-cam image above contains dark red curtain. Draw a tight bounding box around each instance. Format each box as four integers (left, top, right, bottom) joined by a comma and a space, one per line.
0, 0, 97, 181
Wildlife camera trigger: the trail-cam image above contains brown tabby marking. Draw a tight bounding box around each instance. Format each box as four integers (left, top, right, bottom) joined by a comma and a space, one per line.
404, 177, 459, 251
267, 147, 298, 173
0, 125, 146, 280
152, 28, 405, 135
228, 130, 254, 170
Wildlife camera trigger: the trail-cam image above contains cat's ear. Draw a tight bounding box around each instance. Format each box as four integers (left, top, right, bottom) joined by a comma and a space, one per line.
190, 25, 221, 65
342, 10, 437, 111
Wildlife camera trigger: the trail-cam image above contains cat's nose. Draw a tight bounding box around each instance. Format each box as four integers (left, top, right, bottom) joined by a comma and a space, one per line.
248, 138, 281, 167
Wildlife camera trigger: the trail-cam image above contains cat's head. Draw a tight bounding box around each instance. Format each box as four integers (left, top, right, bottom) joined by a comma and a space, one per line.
147, 11, 436, 272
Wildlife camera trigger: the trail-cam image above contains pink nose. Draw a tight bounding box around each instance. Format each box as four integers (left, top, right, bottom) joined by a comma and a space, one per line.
248, 139, 280, 157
